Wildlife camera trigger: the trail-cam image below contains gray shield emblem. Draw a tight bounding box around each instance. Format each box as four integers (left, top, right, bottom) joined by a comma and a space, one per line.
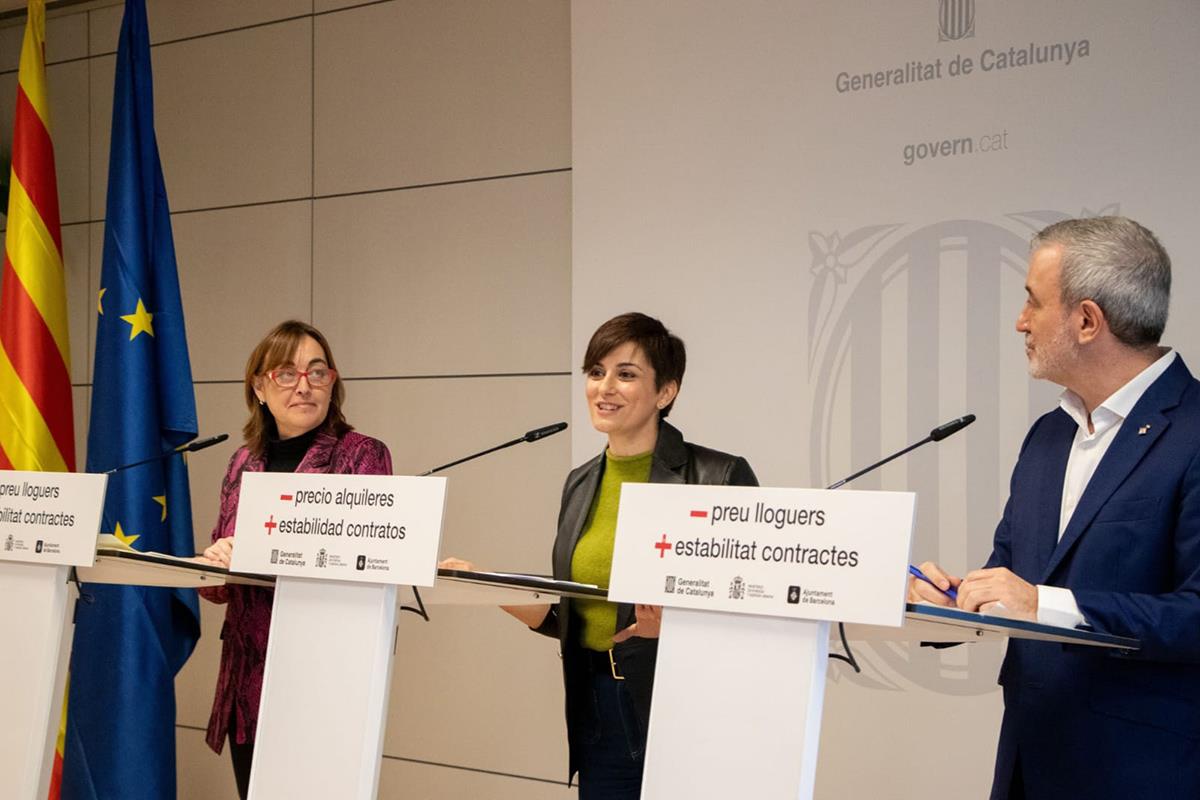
938, 0, 975, 41
805, 211, 1099, 693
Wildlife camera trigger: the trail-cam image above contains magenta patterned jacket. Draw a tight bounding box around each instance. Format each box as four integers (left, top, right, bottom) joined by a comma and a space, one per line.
200, 430, 392, 753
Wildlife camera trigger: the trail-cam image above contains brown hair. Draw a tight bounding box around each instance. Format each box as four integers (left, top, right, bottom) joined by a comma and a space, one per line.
581, 312, 686, 417
242, 320, 351, 456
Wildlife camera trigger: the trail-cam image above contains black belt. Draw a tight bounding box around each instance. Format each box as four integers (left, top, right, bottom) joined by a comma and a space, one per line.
582, 647, 625, 680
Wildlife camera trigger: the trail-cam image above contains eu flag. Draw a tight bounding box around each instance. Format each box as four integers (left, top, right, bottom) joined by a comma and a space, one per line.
63, 1, 200, 797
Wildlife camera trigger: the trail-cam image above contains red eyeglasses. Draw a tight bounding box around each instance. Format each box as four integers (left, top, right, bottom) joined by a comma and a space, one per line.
265, 366, 337, 388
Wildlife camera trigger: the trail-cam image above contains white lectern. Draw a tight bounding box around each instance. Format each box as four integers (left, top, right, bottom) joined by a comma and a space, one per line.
228, 471, 447, 800
0, 471, 106, 800
606, 483, 1138, 800
0, 560, 73, 799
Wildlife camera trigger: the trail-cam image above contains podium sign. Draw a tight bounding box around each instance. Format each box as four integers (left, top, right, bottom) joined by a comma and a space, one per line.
230, 472, 446, 586
609, 483, 916, 626
0, 470, 107, 567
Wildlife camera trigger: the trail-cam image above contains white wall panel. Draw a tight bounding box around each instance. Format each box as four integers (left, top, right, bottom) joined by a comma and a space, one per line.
175, 591, 226, 731
176, 725, 238, 800
348, 376, 569, 571
61, 223, 89, 384
88, 19, 312, 217
85, 221, 100, 379
387, 605, 571, 783
172, 201, 312, 382
313, 0, 570, 194
88, 0, 311, 55
45, 60, 89, 225
313, 172, 570, 378
71, 384, 87, 466
188, 382, 250, 555
0, 10, 88, 72
313, 0, 365, 13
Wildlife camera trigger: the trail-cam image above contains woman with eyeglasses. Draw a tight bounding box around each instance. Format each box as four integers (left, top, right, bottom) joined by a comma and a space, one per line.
197, 320, 391, 799
442, 312, 757, 799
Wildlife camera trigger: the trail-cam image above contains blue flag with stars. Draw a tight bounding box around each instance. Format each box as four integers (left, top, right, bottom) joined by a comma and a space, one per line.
64, 1, 201, 797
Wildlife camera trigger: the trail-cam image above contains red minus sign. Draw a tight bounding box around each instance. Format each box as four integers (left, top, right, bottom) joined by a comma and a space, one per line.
690, 510, 708, 518
280, 494, 294, 501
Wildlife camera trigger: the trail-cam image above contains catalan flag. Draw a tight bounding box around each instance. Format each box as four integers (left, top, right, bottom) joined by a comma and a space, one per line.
0, 0, 75, 475
62, 0, 200, 797
1, 4, 75, 795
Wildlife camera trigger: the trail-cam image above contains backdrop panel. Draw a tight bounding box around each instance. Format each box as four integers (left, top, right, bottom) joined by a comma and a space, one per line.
572, 2, 1200, 796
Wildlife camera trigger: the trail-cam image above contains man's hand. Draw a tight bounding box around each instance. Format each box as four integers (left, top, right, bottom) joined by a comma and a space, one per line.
956, 567, 1038, 621
906, 561, 960, 606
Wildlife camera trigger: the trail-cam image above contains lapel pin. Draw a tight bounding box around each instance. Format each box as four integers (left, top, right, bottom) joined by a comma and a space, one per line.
1137, 424, 1151, 436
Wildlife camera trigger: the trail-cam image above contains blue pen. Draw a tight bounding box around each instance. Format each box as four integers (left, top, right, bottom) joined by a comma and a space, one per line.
908, 564, 958, 600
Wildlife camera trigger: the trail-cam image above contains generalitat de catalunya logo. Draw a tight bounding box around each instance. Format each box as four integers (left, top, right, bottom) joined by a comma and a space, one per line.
938, 0, 975, 42
806, 207, 1115, 694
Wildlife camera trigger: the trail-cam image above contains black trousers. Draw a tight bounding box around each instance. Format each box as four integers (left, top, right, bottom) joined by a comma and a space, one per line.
227, 706, 254, 800
575, 649, 646, 800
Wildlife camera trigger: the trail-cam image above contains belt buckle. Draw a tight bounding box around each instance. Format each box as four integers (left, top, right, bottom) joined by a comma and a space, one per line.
607, 648, 625, 681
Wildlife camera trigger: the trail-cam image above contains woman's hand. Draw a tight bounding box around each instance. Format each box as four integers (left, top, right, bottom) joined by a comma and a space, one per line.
438, 556, 477, 572
200, 537, 234, 568
612, 604, 662, 642
439, 557, 550, 628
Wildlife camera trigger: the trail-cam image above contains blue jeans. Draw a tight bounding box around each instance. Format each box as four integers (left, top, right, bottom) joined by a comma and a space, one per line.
577, 655, 646, 800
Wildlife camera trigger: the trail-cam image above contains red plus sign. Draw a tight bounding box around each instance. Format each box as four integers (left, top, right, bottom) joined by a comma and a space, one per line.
264, 515, 278, 535
654, 534, 672, 558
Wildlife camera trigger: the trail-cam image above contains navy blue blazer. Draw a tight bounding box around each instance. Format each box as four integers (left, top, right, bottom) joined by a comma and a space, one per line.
986, 355, 1200, 800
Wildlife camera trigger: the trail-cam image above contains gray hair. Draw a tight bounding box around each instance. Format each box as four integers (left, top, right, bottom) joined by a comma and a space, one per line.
1032, 216, 1171, 348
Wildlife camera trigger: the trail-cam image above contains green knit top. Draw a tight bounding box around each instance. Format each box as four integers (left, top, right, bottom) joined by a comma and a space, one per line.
570, 449, 654, 651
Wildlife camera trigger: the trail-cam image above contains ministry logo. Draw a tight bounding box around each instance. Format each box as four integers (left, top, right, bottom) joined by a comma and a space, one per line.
35, 540, 43, 553
938, 0, 975, 42
3, 534, 12, 551
664, 575, 677, 594
315, 548, 328, 568
270, 548, 279, 564
729, 576, 745, 600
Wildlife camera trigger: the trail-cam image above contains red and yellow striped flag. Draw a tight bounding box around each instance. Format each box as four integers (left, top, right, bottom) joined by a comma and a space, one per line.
0, 0, 74, 475
0, 3, 74, 795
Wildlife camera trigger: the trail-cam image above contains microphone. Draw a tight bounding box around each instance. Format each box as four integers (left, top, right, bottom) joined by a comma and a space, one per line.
825, 414, 975, 490
822, 414, 976, 669
101, 433, 231, 475
929, 414, 976, 442
524, 421, 568, 442
420, 422, 568, 476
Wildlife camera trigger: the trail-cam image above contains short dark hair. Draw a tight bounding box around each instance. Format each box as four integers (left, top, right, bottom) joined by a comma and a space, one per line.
1032, 216, 1171, 348
243, 320, 351, 456
581, 312, 686, 417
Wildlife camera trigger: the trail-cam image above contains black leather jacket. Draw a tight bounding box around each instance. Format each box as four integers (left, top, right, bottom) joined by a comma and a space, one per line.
534, 420, 758, 779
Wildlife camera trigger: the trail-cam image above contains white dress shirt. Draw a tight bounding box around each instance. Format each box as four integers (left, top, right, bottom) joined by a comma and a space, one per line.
1036, 348, 1177, 627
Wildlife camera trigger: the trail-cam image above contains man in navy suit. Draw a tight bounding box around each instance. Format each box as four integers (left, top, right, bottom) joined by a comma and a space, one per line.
911, 216, 1200, 800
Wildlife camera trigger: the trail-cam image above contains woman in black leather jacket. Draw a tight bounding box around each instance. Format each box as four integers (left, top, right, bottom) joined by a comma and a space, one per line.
487, 312, 758, 797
